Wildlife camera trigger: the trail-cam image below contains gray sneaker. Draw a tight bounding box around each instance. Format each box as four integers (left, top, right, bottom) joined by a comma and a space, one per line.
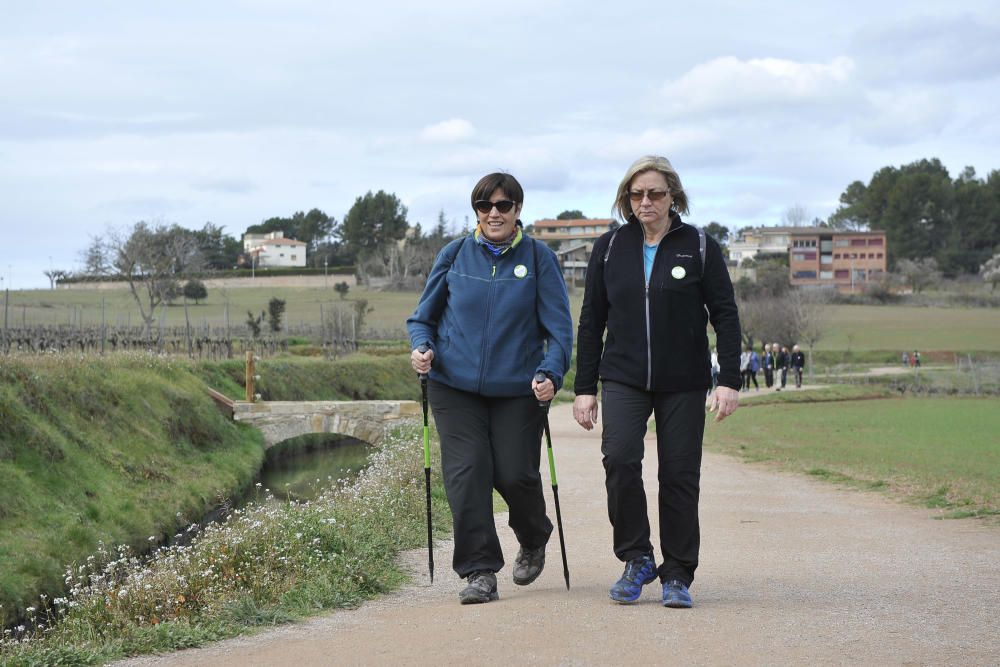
512, 545, 546, 586
459, 571, 499, 604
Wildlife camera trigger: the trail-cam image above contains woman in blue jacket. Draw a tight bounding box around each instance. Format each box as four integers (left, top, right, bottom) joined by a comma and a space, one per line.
407, 172, 573, 605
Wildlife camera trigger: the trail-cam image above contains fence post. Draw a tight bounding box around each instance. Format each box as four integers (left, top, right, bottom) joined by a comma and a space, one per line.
101, 296, 106, 355
3, 288, 8, 331
245, 350, 255, 402
183, 297, 192, 358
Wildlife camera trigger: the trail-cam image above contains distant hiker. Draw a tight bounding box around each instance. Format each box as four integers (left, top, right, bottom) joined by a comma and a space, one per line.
777, 344, 790, 389
573, 155, 741, 609
740, 346, 751, 390
748, 347, 760, 390
763, 342, 775, 388
407, 172, 573, 605
791, 344, 806, 388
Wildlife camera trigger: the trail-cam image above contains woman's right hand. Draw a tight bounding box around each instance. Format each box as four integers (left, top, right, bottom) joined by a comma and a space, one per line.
573, 394, 599, 431
411, 347, 434, 375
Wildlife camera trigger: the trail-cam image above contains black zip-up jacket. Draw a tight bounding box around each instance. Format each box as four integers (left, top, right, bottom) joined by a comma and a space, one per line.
575, 214, 741, 394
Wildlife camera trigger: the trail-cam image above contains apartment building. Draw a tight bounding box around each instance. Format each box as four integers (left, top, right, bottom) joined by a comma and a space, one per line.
789, 229, 887, 292
532, 218, 617, 286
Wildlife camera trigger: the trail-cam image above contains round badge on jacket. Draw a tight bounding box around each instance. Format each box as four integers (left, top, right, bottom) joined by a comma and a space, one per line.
514, 264, 528, 278
671, 265, 687, 279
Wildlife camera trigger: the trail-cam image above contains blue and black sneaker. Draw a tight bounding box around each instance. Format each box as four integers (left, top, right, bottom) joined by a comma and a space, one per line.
662, 579, 693, 608
609, 554, 657, 604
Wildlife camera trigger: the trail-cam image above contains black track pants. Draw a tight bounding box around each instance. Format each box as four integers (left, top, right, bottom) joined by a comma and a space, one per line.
600, 380, 705, 586
428, 380, 552, 578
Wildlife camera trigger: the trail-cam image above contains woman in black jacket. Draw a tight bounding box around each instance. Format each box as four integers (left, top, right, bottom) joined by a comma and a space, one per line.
572, 155, 741, 608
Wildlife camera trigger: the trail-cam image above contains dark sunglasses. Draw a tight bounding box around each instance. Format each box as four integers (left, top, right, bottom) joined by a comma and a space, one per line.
628, 189, 670, 203
474, 199, 516, 214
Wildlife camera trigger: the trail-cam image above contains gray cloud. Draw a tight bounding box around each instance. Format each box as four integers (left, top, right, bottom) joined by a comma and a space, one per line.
853, 14, 1000, 85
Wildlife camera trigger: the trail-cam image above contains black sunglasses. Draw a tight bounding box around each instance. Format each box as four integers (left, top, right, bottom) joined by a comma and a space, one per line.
474, 199, 516, 214
628, 189, 670, 203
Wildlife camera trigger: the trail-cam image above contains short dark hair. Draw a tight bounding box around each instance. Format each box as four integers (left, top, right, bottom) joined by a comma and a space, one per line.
470, 172, 524, 211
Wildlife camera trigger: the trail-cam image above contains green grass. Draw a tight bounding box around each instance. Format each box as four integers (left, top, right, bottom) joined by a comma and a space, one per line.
0, 353, 451, 663
0, 353, 420, 632
0, 355, 265, 627
705, 396, 1000, 519
2, 425, 452, 665
814, 304, 1000, 351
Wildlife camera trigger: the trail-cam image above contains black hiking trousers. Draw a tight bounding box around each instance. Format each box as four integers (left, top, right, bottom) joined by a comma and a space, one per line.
428, 380, 552, 579
601, 380, 705, 587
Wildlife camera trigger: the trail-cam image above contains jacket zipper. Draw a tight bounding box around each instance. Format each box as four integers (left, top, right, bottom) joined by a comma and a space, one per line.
644, 280, 652, 390
477, 259, 498, 394
644, 223, 684, 391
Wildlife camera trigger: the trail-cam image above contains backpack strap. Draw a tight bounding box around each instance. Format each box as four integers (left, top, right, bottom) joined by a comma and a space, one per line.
445, 236, 467, 267
603, 227, 621, 263
604, 224, 706, 278
697, 225, 706, 278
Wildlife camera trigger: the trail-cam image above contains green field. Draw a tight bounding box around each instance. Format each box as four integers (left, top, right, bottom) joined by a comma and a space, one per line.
5, 286, 1000, 352
815, 305, 1000, 351
1, 285, 421, 335
704, 396, 1000, 519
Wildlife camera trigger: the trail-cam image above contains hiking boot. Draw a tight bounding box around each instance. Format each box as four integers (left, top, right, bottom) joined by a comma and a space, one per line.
662, 579, 693, 608
512, 545, 546, 586
609, 554, 657, 604
459, 571, 499, 605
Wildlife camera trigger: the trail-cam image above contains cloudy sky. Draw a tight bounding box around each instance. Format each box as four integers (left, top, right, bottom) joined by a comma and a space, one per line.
2, 1, 998, 288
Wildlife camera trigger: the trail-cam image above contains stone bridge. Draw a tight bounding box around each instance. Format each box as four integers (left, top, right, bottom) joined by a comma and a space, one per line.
210, 391, 421, 448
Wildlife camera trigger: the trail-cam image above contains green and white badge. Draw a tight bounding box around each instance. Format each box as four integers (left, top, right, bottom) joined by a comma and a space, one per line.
671, 265, 687, 279
514, 264, 528, 278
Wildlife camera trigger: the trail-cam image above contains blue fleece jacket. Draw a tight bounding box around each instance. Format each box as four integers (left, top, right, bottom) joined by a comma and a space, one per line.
406, 231, 573, 397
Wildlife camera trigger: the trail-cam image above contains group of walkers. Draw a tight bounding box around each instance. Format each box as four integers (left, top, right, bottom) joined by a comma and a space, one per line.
407, 156, 741, 610
729, 343, 806, 391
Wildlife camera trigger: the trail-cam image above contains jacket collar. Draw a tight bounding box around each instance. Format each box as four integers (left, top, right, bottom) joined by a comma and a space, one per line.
625, 211, 685, 238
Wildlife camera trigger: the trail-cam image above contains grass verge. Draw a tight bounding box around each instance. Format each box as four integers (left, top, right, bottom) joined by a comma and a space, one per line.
0, 424, 451, 665
704, 395, 1000, 521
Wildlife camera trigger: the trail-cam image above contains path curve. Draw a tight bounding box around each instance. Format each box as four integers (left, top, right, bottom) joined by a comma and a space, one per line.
119, 402, 1000, 666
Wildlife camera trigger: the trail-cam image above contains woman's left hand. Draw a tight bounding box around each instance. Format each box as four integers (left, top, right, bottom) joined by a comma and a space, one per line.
707, 386, 740, 422
532, 376, 555, 402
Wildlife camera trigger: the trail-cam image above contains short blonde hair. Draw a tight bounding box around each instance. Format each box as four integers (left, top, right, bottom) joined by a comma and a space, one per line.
613, 155, 689, 222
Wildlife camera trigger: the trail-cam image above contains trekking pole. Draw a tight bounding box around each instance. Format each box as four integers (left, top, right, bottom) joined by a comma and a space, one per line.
534, 372, 570, 590
418, 344, 434, 584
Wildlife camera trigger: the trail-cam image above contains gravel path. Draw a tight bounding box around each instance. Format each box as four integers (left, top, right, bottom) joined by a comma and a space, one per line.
118, 402, 1000, 666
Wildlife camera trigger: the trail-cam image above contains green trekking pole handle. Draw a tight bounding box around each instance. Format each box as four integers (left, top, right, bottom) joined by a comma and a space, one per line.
535, 372, 570, 590
418, 344, 434, 584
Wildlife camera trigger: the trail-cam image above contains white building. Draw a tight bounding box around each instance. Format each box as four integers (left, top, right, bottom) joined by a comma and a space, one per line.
243, 231, 307, 268
728, 226, 797, 265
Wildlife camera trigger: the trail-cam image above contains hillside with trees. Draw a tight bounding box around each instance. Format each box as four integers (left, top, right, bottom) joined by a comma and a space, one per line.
826, 159, 1000, 276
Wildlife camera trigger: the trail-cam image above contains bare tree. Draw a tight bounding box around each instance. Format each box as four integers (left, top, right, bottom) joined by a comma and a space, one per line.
43, 269, 68, 289
896, 257, 941, 293
786, 289, 828, 380
109, 222, 204, 338
737, 289, 828, 359
783, 204, 808, 227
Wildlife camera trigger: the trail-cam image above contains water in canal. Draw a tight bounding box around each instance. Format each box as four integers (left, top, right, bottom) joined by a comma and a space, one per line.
258, 434, 372, 502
